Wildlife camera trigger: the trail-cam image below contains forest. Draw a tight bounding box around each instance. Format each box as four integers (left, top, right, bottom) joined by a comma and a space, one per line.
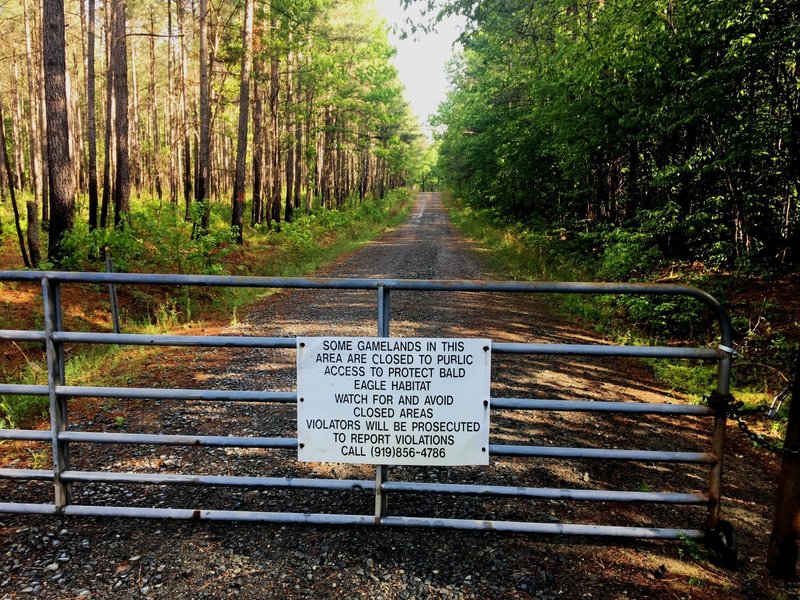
433, 0, 799, 270
0, 0, 425, 268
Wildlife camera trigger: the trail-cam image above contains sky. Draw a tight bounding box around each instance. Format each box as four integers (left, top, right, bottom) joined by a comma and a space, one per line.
374, 1, 465, 138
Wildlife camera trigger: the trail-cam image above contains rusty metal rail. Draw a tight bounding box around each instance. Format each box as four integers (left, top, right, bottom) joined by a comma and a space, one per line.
0, 271, 735, 554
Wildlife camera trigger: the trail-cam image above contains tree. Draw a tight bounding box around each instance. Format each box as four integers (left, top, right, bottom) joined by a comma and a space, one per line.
86, 0, 99, 231
111, 0, 130, 228
231, 0, 254, 243
42, 0, 76, 262
0, 91, 31, 267
197, 0, 211, 232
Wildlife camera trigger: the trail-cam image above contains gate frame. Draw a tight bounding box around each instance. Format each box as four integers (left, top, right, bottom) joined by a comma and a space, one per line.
0, 272, 735, 558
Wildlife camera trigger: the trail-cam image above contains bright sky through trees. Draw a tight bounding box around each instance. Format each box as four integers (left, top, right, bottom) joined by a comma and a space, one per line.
375, 0, 464, 138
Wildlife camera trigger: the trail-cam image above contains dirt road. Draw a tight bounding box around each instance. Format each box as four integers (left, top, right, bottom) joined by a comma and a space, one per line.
0, 193, 786, 598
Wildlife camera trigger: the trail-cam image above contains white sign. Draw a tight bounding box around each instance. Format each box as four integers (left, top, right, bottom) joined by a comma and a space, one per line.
297, 337, 491, 466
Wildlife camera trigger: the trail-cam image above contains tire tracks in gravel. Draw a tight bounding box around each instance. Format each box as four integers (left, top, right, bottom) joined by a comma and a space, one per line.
0, 192, 782, 599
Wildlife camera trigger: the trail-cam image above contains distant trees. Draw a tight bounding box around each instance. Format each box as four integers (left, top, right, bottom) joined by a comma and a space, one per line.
0, 0, 423, 266
433, 0, 800, 266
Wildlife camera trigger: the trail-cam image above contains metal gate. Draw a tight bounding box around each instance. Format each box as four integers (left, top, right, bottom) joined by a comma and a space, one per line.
0, 272, 736, 558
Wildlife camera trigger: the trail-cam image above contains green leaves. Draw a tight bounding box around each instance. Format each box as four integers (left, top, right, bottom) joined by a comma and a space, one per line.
433, 0, 800, 266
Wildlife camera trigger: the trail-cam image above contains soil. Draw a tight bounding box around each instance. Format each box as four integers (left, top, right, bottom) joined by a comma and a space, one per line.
0, 192, 796, 599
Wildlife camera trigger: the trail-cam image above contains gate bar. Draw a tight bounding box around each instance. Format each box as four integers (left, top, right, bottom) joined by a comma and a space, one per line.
62, 471, 375, 491
381, 481, 708, 504
490, 445, 716, 463
492, 398, 714, 415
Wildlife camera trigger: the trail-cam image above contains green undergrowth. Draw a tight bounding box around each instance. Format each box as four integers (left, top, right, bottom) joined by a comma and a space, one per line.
446, 194, 798, 415
0, 189, 413, 429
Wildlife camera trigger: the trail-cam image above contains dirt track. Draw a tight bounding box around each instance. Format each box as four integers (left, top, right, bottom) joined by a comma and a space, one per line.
0, 192, 789, 599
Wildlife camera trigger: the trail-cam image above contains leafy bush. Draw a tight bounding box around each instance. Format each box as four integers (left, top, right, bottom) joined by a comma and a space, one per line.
0, 395, 49, 429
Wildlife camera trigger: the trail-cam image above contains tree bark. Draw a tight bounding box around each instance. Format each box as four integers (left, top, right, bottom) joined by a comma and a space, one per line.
26, 201, 43, 265
197, 0, 211, 231
111, 0, 130, 228
10, 56, 28, 195
231, 0, 253, 243
100, 0, 114, 229
177, 0, 193, 217
251, 30, 264, 227
149, 8, 162, 201
293, 69, 302, 211
284, 49, 294, 223
23, 0, 43, 207
0, 93, 31, 267
130, 41, 143, 198
86, 0, 99, 230
37, 0, 49, 225
42, 0, 76, 262
269, 16, 281, 225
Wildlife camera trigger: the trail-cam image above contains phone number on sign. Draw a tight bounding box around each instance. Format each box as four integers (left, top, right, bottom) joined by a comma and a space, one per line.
370, 446, 446, 459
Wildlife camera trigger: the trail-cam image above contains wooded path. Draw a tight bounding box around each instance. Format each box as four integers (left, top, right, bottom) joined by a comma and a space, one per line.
0, 193, 784, 599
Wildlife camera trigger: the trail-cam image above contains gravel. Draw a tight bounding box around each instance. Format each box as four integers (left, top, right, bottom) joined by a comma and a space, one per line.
0, 192, 787, 598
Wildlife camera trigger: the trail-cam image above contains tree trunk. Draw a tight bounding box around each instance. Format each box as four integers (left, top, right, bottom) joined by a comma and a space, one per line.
130, 41, 142, 197
293, 71, 302, 211
86, 0, 99, 230
37, 0, 49, 225
42, 0, 76, 262
304, 91, 313, 212
149, 8, 162, 201
197, 0, 211, 231
10, 56, 28, 194
111, 0, 130, 228
100, 0, 113, 229
26, 201, 43, 265
177, 0, 192, 217
231, 0, 253, 244
284, 49, 294, 223
167, 0, 177, 204
251, 36, 264, 227
23, 0, 42, 207
269, 17, 281, 225
0, 93, 31, 267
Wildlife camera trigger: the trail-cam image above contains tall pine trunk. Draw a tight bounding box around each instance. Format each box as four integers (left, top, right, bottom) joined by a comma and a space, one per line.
111, 0, 130, 228
0, 91, 31, 267
269, 16, 281, 225
177, 0, 192, 216
231, 0, 253, 244
251, 35, 264, 227
86, 0, 99, 230
197, 0, 211, 231
100, 0, 113, 229
23, 0, 43, 233
42, 0, 75, 262
149, 9, 162, 201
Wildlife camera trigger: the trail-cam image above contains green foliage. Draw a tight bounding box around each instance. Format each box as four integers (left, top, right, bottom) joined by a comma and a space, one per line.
447, 194, 794, 401
0, 188, 412, 431
433, 0, 800, 266
60, 203, 236, 275
0, 395, 48, 430
678, 533, 707, 562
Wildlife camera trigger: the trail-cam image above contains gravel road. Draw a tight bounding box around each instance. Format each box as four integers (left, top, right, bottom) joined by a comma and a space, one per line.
0, 192, 785, 598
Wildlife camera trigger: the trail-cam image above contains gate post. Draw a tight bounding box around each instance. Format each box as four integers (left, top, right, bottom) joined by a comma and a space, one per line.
42, 277, 72, 509
767, 347, 800, 578
706, 348, 733, 532
374, 285, 390, 523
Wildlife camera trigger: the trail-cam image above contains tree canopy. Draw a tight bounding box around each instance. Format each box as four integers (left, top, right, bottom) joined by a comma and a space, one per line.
432, 0, 800, 267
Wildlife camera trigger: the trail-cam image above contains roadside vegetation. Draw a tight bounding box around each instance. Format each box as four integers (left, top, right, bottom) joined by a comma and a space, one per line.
0, 188, 413, 430
447, 196, 798, 421
430, 0, 798, 435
